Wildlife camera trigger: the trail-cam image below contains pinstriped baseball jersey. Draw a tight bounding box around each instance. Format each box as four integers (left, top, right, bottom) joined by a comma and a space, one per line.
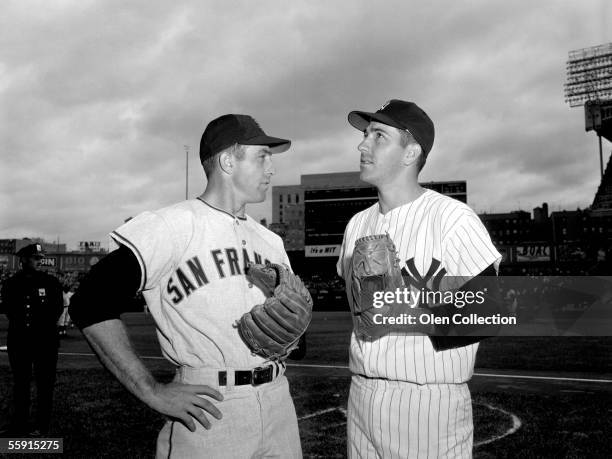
110, 198, 290, 369
337, 189, 501, 384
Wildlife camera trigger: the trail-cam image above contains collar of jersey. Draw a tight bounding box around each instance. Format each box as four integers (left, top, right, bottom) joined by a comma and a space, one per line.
376, 189, 431, 216
197, 197, 248, 221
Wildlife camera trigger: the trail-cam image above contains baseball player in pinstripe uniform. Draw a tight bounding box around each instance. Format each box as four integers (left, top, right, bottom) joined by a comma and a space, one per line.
337, 100, 501, 458
70, 114, 302, 458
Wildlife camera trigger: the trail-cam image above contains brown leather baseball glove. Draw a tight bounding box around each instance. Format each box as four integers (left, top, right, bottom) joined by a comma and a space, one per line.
351, 234, 433, 339
237, 263, 313, 360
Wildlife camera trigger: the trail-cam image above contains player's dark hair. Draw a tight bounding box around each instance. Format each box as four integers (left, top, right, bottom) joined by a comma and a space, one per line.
232, 144, 246, 160
399, 130, 426, 172
201, 144, 246, 177
201, 154, 217, 177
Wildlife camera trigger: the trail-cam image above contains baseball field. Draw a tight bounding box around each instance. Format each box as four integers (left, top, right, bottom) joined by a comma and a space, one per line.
0, 312, 610, 458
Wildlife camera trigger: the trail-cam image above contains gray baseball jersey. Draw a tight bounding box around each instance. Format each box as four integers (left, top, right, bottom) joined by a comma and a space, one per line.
111, 198, 290, 369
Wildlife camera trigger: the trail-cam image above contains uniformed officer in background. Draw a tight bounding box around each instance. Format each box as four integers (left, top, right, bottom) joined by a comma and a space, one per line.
0, 243, 63, 436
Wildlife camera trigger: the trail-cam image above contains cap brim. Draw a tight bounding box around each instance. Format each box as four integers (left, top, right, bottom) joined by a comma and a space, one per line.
16, 253, 44, 258
348, 111, 405, 131
241, 135, 291, 154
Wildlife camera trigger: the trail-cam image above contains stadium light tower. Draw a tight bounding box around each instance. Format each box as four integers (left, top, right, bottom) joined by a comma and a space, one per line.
564, 42, 612, 178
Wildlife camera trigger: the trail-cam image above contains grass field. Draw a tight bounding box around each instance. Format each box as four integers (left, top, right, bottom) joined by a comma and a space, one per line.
0, 312, 611, 458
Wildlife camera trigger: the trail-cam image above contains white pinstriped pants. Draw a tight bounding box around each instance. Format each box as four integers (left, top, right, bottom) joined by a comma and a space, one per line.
348, 375, 474, 459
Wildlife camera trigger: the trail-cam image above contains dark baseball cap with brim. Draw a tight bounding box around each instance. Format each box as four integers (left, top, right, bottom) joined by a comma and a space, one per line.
200, 114, 291, 163
348, 99, 435, 155
16, 243, 45, 258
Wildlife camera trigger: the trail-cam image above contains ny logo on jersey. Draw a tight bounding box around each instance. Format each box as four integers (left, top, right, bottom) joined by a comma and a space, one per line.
401, 258, 446, 298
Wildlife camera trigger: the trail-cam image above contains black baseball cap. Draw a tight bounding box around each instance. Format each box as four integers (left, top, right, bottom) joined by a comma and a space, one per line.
348, 99, 435, 155
16, 243, 45, 258
199, 114, 291, 163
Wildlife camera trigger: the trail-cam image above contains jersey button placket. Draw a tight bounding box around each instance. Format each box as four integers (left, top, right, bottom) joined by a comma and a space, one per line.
383, 210, 394, 235
235, 219, 253, 292
244, 237, 252, 287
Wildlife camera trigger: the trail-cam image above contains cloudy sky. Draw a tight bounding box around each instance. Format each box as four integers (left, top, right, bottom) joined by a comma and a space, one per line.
1, 0, 611, 250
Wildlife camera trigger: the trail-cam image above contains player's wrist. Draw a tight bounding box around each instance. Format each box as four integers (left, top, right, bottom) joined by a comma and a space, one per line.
134, 376, 162, 407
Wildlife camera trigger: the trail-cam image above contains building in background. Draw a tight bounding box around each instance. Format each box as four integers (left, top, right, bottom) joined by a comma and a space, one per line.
550, 209, 612, 271
271, 184, 304, 252
479, 201, 611, 274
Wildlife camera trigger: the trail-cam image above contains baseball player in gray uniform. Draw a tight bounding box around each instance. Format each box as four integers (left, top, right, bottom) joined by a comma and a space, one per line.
70, 114, 302, 458
337, 100, 501, 458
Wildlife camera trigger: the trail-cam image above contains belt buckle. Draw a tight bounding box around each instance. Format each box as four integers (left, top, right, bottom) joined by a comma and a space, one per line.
252, 366, 272, 386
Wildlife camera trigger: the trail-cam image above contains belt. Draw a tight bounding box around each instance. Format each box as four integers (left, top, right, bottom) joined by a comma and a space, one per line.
218, 362, 284, 387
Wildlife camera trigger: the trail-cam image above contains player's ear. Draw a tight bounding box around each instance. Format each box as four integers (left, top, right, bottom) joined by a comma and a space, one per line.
402, 143, 421, 167
218, 151, 233, 174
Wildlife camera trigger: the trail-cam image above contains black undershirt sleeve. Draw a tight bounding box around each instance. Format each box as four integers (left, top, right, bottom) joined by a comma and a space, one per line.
69, 245, 142, 329
429, 263, 501, 351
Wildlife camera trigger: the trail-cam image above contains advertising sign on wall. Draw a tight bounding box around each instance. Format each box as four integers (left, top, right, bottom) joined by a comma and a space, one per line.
516, 245, 551, 262
305, 245, 341, 257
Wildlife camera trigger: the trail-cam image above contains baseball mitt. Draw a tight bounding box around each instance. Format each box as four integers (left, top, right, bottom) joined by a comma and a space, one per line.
237, 263, 313, 360
351, 234, 433, 338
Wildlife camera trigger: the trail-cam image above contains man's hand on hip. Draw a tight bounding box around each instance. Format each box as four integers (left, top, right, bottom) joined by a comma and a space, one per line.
147, 381, 224, 432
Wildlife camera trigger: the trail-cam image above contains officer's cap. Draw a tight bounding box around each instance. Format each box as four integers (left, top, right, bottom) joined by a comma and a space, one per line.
16, 243, 45, 258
